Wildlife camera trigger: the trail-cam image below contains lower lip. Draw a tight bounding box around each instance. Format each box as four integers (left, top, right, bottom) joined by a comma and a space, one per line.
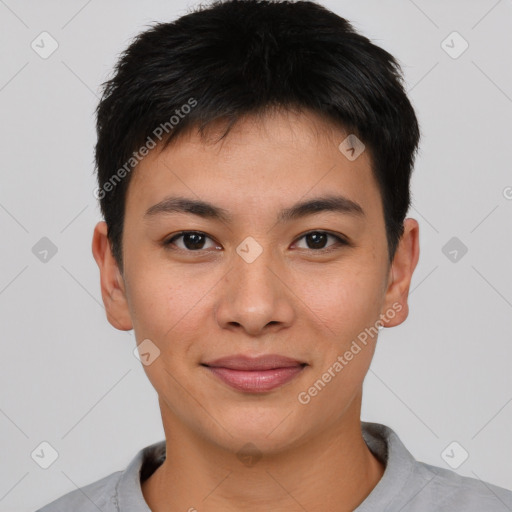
204, 365, 306, 392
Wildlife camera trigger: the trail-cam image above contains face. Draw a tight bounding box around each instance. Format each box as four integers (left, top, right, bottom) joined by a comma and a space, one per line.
93, 109, 419, 454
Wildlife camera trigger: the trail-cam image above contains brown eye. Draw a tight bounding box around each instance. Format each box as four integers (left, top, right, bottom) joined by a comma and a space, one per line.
294, 231, 347, 250
165, 231, 219, 251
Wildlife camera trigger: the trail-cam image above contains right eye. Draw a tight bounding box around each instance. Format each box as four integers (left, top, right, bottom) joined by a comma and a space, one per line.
164, 231, 221, 251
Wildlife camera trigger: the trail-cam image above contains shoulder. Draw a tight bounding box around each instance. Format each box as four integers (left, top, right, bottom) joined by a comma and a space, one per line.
34, 440, 165, 512
361, 422, 512, 512
407, 458, 512, 511
35, 470, 122, 512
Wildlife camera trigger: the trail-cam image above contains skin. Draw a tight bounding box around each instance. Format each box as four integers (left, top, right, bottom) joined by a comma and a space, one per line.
92, 109, 419, 512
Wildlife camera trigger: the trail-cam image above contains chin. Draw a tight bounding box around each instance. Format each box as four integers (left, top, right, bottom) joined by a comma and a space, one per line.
207, 407, 305, 454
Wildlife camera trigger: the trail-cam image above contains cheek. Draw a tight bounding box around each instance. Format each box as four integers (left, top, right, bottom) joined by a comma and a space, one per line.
126, 265, 208, 351
127, 271, 207, 396
297, 260, 385, 339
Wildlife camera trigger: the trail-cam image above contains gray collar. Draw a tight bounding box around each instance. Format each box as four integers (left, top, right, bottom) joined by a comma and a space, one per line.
113, 421, 416, 511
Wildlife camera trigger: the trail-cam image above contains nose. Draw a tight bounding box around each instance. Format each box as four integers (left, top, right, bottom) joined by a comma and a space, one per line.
215, 245, 295, 337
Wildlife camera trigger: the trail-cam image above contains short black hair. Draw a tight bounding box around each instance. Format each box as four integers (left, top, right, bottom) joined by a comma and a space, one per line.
94, 0, 420, 273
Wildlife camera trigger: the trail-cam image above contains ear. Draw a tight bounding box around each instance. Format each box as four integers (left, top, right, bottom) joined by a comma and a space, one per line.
91, 221, 133, 331
380, 218, 420, 328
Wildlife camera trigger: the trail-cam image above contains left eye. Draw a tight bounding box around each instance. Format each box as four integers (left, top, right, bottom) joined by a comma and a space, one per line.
294, 231, 346, 250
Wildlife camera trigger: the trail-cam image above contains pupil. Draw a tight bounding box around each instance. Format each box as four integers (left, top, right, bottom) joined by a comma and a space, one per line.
184, 233, 204, 250
307, 232, 327, 249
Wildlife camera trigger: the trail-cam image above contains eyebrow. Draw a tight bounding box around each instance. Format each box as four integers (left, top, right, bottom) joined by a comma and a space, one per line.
144, 194, 365, 223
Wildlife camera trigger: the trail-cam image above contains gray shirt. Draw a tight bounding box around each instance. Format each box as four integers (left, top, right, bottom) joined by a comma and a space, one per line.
36, 421, 512, 511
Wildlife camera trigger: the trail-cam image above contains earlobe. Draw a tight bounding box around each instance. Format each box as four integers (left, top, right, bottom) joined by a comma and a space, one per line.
380, 218, 420, 329
91, 221, 133, 331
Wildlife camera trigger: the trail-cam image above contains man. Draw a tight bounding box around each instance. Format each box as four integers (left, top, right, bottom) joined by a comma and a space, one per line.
37, 0, 512, 510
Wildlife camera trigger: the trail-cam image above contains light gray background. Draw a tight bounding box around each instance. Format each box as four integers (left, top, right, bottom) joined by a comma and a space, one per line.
1, 1, 511, 510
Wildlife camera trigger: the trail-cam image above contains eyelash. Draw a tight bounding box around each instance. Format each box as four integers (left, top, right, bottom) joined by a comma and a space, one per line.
163, 230, 349, 253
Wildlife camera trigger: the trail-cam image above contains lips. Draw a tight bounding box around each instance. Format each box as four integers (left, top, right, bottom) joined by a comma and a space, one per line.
203, 354, 305, 370
201, 354, 307, 392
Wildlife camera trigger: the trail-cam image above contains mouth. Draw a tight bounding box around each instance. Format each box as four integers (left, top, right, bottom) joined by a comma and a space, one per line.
201, 354, 308, 393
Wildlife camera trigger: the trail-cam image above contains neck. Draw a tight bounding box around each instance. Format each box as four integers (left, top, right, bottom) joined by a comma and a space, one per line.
142, 394, 384, 512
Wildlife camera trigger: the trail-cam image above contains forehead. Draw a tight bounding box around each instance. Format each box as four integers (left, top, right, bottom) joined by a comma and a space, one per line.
125, 110, 382, 220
